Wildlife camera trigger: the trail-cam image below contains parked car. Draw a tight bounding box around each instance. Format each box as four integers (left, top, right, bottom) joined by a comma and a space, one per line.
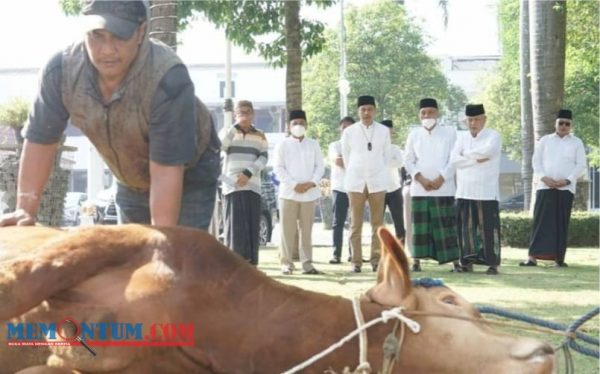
499, 194, 524, 211
87, 185, 118, 225
62, 192, 87, 226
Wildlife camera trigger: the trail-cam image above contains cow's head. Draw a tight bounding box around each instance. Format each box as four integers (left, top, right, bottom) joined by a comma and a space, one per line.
363, 227, 555, 374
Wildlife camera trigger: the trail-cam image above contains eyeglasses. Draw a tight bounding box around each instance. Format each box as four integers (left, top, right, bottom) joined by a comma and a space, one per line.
558, 121, 571, 127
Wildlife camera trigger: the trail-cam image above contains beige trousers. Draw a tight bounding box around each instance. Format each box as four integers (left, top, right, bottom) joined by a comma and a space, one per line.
348, 188, 386, 267
279, 199, 316, 271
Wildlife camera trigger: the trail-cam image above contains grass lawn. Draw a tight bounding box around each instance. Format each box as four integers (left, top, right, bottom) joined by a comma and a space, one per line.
257, 241, 599, 372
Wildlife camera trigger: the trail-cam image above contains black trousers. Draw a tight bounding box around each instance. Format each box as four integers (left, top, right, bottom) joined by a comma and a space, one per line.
456, 199, 501, 267
331, 190, 350, 259
385, 187, 406, 238
223, 190, 262, 265
528, 189, 574, 263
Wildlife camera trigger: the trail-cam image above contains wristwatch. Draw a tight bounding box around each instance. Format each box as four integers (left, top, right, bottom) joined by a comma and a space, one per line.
565, 179, 571, 185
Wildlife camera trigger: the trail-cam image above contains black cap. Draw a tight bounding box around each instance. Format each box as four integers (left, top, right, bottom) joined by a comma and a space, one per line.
381, 119, 393, 128
557, 109, 572, 120
465, 104, 485, 116
82, 0, 147, 40
289, 110, 306, 121
357, 95, 376, 107
419, 98, 438, 109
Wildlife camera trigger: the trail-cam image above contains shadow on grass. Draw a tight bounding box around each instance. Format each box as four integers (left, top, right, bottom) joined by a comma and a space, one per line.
409, 260, 598, 292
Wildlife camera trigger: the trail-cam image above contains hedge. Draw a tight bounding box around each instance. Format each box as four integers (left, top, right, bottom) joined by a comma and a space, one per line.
501, 211, 599, 248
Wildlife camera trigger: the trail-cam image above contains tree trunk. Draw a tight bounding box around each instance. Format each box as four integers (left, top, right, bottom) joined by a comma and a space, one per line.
285, 1, 303, 112
149, 0, 178, 51
519, 0, 533, 210
529, 0, 566, 140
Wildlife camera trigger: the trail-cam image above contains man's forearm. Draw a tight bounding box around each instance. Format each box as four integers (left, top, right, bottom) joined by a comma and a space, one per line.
149, 162, 184, 226
17, 141, 59, 217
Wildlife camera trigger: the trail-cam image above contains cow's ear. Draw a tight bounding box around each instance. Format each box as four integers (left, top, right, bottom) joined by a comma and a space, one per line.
364, 227, 413, 306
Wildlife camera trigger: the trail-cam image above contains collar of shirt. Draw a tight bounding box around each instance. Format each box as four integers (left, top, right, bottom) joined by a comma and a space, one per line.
234, 123, 257, 134
550, 132, 573, 140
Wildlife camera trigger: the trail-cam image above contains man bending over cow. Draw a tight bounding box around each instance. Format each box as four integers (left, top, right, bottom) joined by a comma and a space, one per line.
0, 0, 220, 230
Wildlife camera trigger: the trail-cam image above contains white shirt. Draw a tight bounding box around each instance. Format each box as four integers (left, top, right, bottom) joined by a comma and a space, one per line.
341, 121, 391, 193
451, 128, 502, 201
274, 136, 325, 202
404, 125, 457, 197
387, 144, 404, 193
532, 133, 587, 194
328, 140, 345, 193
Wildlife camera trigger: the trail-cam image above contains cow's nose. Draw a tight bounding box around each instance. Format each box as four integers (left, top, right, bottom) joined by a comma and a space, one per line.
511, 339, 554, 361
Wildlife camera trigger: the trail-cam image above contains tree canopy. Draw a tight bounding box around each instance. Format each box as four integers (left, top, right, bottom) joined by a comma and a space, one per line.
60, 0, 333, 68
480, 0, 599, 166
303, 0, 466, 151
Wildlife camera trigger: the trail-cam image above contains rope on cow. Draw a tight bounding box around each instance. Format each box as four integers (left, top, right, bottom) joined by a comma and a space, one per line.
351, 297, 371, 373
281, 300, 421, 374
477, 305, 599, 359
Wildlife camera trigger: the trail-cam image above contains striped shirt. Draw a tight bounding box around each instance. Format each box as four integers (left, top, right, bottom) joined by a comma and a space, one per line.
219, 124, 269, 196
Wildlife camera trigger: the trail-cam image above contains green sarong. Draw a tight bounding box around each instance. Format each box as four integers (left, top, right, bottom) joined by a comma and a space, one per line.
411, 196, 459, 264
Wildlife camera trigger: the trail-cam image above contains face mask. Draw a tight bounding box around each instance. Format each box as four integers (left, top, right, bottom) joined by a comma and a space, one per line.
421, 118, 436, 129
291, 125, 306, 137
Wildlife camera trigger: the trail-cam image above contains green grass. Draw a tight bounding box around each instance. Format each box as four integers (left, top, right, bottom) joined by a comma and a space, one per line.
257, 243, 600, 372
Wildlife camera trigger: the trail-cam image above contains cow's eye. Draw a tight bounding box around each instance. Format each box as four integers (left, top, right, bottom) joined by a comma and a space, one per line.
441, 295, 456, 305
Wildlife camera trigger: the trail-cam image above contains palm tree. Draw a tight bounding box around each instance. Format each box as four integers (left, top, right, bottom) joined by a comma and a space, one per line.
149, 0, 178, 51
285, 1, 303, 111
528, 0, 567, 140
519, 0, 533, 210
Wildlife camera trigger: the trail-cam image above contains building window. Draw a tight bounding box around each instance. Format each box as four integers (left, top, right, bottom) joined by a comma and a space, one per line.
219, 81, 235, 98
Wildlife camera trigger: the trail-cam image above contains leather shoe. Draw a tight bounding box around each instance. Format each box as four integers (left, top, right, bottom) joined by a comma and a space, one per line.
486, 267, 498, 275
302, 268, 323, 275
519, 260, 537, 267
329, 257, 341, 264
411, 263, 422, 272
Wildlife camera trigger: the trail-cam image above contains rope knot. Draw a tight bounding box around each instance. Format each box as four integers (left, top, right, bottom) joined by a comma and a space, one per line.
381, 307, 421, 333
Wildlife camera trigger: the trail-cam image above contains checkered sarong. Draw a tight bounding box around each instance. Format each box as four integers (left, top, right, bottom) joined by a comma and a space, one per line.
411, 196, 459, 264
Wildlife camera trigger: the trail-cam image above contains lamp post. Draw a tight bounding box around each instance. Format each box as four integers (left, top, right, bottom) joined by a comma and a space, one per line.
338, 0, 349, 118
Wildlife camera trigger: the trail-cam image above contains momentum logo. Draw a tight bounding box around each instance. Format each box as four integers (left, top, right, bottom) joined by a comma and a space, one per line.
6, 318, 195, 356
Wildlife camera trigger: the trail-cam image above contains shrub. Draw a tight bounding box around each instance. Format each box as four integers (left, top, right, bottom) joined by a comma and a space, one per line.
500, 211, 599, 248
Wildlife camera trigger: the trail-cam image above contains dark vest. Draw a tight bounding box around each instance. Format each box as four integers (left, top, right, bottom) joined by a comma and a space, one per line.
61, 38, 212, 191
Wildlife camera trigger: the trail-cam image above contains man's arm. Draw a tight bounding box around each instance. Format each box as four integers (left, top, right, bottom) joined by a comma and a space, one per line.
149, 161, 184, 226
0, 141, 58, 226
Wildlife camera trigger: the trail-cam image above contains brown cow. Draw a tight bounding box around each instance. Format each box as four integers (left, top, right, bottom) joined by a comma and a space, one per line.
0, 225, 554, 373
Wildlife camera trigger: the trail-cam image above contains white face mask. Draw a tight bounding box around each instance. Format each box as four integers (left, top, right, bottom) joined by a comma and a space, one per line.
290, 125, 306, 137
421, 118, 436, 129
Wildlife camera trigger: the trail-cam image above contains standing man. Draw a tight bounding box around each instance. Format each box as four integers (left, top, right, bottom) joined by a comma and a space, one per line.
342, 96, 391, 273
274, 110, 325, 275
0, 0, 220, 229
328, 116, 355, 264
219, 100, 268, 265
520, 109, 586, 268
381, 119, 406, 243
404, 98, 459, 272
451, 104, 502, 275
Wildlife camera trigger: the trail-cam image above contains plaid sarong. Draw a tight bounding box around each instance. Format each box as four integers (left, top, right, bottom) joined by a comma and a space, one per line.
411, 196, 459, 264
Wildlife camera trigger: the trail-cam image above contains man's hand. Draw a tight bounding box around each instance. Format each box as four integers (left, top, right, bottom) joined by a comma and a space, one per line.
0, 209, 36, 227
430, 175, 445, 190
541, 176, 558, 188
415, 173, 433, 191
236, 174, 250, 187
294, 182, 316, 193
335, 156, 345, 168
476, 158, 489, 163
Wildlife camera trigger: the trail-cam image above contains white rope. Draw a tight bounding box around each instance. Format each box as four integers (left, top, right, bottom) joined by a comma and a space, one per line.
352, 297, 371, 372
281, 301, 421, 374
